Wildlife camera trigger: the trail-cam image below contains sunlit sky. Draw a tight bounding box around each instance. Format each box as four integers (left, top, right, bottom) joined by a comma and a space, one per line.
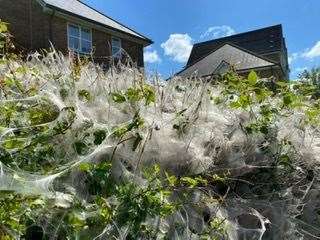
84, 0, 320, 79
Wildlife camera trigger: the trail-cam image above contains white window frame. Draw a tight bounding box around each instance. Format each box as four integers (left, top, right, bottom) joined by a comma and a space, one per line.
111, 37, 122, 58
67, 23, 92, 54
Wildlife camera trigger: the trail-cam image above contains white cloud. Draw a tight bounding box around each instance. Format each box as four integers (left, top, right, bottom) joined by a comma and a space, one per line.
161, 34, 193, 63
288, 53, 299, 64
144, 49, 161, 64
302, 41, 320, 59
288, 42, 320, 64
200, 25, 235, 39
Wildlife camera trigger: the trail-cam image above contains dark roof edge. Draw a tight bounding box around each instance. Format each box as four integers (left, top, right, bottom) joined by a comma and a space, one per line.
237, 63, 286, 80
236, 64, 279, 74
44, 1, 153, 45
194, 24, 283, 47
182, 64, 279, 80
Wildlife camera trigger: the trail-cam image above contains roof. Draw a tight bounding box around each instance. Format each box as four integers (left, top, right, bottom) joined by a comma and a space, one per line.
41, 0, 152, 44
186, 25, 284, 67
178, 43, 276, 78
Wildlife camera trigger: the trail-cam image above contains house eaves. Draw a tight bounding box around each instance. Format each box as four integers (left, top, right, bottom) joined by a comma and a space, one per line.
39, 0, 153, 46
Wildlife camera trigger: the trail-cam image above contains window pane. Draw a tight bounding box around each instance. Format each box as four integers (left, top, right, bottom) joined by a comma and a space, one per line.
68, 25, 79, 37
112, 38, 121, 48
81, 40, 92, 53
68, 24, 92, 54
112, 47, 121, 57
112, 38, 121, 57
68, 36, 79, 50
81, 28, 91, 41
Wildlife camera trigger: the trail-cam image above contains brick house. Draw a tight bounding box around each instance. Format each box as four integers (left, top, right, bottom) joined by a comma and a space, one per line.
0, 0, 153, 67
177, 25, 289, 80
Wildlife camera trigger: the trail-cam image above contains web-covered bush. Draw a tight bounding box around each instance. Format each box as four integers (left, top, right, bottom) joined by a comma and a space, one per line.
0, 22, 320, 239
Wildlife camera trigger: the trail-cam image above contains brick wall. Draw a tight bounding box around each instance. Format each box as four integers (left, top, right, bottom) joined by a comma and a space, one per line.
122, 38, 144, 67
50, 17, 68, 52
29, 0, 50, 50
0, 0, 145, 67
0, 0, 32, 51
93, 29, 111, 57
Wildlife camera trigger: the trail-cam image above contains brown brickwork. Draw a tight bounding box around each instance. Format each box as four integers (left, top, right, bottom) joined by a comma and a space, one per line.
92, 29, 111, 57
0, 0, 32, 50
0, 0, 145, 67
50, 17, 68, 53
121, 38, 144, 67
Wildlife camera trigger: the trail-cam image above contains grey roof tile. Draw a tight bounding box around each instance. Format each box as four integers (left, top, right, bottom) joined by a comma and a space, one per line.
42, 0, 152, 43
178, 44, 275, 78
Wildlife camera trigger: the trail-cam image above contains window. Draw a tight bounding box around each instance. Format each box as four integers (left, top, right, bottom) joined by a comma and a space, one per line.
68, 24, 92, 54
111, 37, 122, 58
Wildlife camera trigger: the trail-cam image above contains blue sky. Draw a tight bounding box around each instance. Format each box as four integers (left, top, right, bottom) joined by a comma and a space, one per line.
84, 0, 320, 80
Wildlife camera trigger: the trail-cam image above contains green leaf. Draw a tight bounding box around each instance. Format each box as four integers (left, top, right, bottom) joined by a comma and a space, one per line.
4, 77, 15, 87
165, 172, 177, 187
229, 100, 241, 109
238, 94, 251, 108
60, 88, 69, 99
73, 141, 88, 155
79, 163, 92, 172
213, 97, 223, 104
0, 41, 5, 49
113, 125, 128, 138
2, 138, 26, 149
67, 212, 87, 231
283, 92, 295, 107
111, 92, 126, 103
143, 85, 156, 105
248, 71, 258, 85
278, 154, 292, 168
15, 66, 28, 74
126, 87, 143, 102
93, 130, 107, 145
181, 177, 199, 188
78, 89, 92, 102
0, 21, 8, 33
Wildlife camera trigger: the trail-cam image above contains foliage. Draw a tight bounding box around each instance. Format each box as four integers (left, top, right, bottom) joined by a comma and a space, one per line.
298, 67, 320, 99
214, 70, 320, 169
299, 67, 320, 87
111, 83, 156, 106
0, 21, 8, 50
0, 193, 46, 238
113, 165, 177, 239
1, 31, 320, 239
0, 20, 14, 54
